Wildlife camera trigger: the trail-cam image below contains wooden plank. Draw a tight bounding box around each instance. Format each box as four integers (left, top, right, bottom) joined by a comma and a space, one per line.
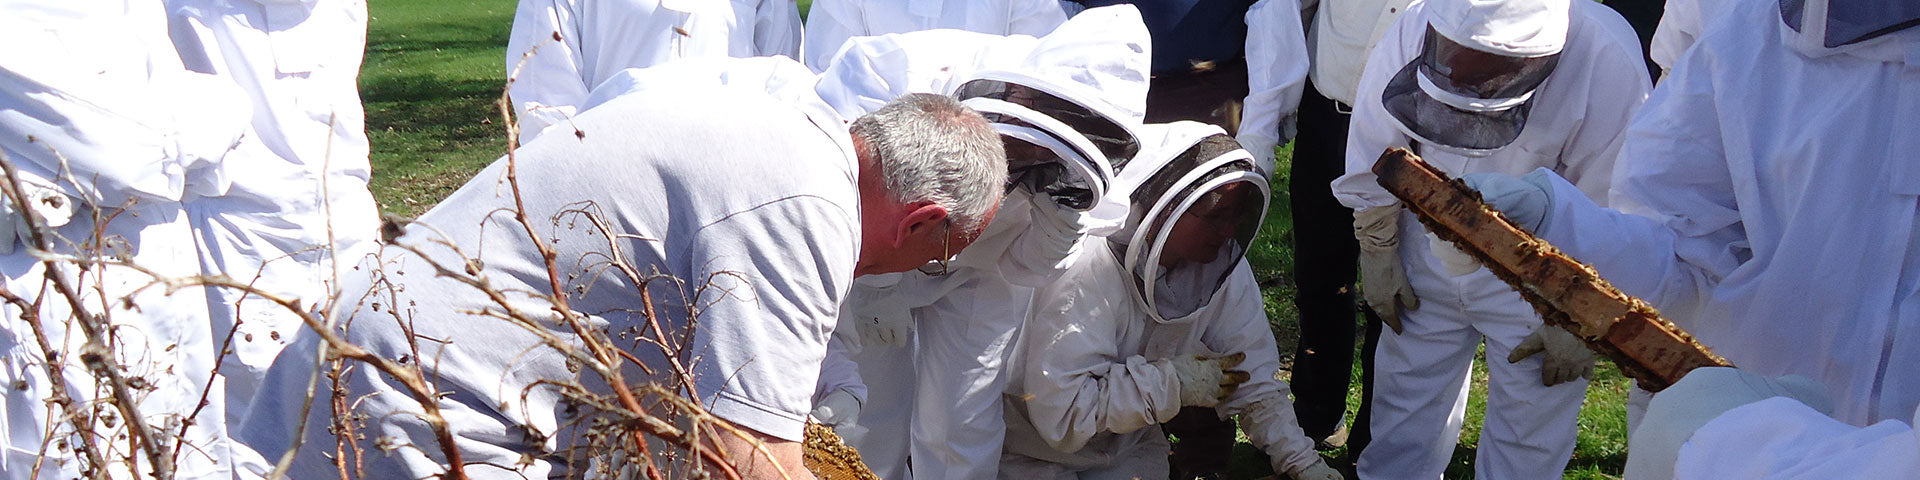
1370, 148, 1729, 391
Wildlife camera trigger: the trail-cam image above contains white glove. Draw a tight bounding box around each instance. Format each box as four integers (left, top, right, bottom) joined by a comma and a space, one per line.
1354, 206, 1417, 334
1505, 325, 1596, 386
1289, 458, 1344, 480
1624, 367, 1832, 480
836, 280, 917, 350
1459, 169, 1557, 234
0, 172, 76, 255
1170, 352, 1250, 408
809, 389, 862, 428
1022, 189, 1092, 270
1426, 232, 1481, 276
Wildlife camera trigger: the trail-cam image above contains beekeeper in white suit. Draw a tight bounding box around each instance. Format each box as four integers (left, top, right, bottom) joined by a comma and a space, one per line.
165, 0, 383, 432
802, 0, 1070, 73
1450, 0, 1920, 477
805, 8, 1150, 479
1327, 0, 1649, 476
504, 0, 802, 142
1002, 122, 1340, 480
0, 1, 252, 477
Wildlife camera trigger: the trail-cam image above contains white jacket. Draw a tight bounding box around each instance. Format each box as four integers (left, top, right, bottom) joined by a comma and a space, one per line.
803, 0, 1069, 72
1002, 250, 1322, 476
505, 0, 802, 141
1531, 0, 1920, 426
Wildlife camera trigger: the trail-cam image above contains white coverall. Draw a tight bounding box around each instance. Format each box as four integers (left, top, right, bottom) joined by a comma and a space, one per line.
802, 0, 1070, 73
809, 9, 1151, 479
1001, 253, 1319, 479
1675, 398, 1920, 478
505, 0, 802, 142
1327, 1, 1650, 477
166, 0, 383, 428
0, 1, 252, 477
1519, 0, 1920, 434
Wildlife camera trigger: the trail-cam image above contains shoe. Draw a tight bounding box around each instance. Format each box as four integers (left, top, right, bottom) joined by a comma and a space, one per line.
1313, 417, 1349, 450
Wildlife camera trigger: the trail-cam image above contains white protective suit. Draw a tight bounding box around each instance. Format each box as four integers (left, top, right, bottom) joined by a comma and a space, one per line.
1231, 0, 1314, 174
1515, 0, 1920, 433
802, 0, 1070, 73
504, 0, 802, 142
166, 0, 383, 429
0, 1, 252, 477
809, 8, 1152, 479
1327, 0, 1650, 478
1000, 122, 1322, 479
1675, 398, 1920, 478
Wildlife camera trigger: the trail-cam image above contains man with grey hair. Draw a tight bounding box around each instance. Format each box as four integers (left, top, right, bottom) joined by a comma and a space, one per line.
235, 83, 1005, 480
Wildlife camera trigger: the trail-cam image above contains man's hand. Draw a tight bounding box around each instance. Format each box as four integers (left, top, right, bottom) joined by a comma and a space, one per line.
1354, 206, 1417, 333
1506, 325, 1596, 386
1171, 352, 1251, 407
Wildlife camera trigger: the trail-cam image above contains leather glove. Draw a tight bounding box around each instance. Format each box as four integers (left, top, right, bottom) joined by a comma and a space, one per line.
1171, 352, 1251, 408
1354, 205, 1416, 334
1624, 367, 1832, 480
836, 279, 917, 350
1506, 325, 1596, 386
0, 172, 75, 255
809, 388, 862, 428
1459, 169, 1557, 234
1426, 232, 1481, 276
1288, 458, 1345, 480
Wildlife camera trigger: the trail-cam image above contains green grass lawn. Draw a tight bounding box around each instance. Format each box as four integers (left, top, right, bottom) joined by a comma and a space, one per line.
360, 1, 1628, 477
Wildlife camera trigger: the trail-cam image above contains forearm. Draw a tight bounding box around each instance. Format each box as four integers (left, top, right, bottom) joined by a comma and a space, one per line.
716, 430, 814, 480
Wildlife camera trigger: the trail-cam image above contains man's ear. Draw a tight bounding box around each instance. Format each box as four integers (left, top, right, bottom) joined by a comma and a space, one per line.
893, 202, 951, 245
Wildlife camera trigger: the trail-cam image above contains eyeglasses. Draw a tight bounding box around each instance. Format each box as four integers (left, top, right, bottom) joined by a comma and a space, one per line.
916, 219, 955, 277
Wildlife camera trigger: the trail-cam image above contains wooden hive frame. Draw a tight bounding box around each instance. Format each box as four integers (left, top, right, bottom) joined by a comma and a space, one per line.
1371, 148, 1730, 391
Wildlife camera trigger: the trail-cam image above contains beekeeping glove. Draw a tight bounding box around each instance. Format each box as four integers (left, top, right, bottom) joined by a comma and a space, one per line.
810, 388, 863, 428
1624, 367, 1831, 480
1354, 205, 1416, 334
1507, 325, 1596, 386
0, 171, 75, 255
1171, 352, 1250, 408
1459, 170, 1557, 235
1291, 459, 1344, 480
1023, 188, 1093, 270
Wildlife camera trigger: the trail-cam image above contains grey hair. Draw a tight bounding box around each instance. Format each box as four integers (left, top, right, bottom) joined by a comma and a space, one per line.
850, 93, 1007, 233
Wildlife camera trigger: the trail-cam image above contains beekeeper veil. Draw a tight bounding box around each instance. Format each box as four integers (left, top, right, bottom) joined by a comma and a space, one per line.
1108, 122, 1269, 324
1778, 0, 1920, 55
950, 4, 1149, 225
1381, 0, 1567, 157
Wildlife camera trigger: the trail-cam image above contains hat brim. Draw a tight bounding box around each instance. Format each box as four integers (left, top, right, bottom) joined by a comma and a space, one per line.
1381, 60, 1532, 153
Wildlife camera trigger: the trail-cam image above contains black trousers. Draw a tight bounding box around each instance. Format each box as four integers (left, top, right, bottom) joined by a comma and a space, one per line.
1287, 78, 1362, 442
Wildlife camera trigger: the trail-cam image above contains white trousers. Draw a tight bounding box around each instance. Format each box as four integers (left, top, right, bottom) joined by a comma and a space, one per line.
1356, 236, 1589, 479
